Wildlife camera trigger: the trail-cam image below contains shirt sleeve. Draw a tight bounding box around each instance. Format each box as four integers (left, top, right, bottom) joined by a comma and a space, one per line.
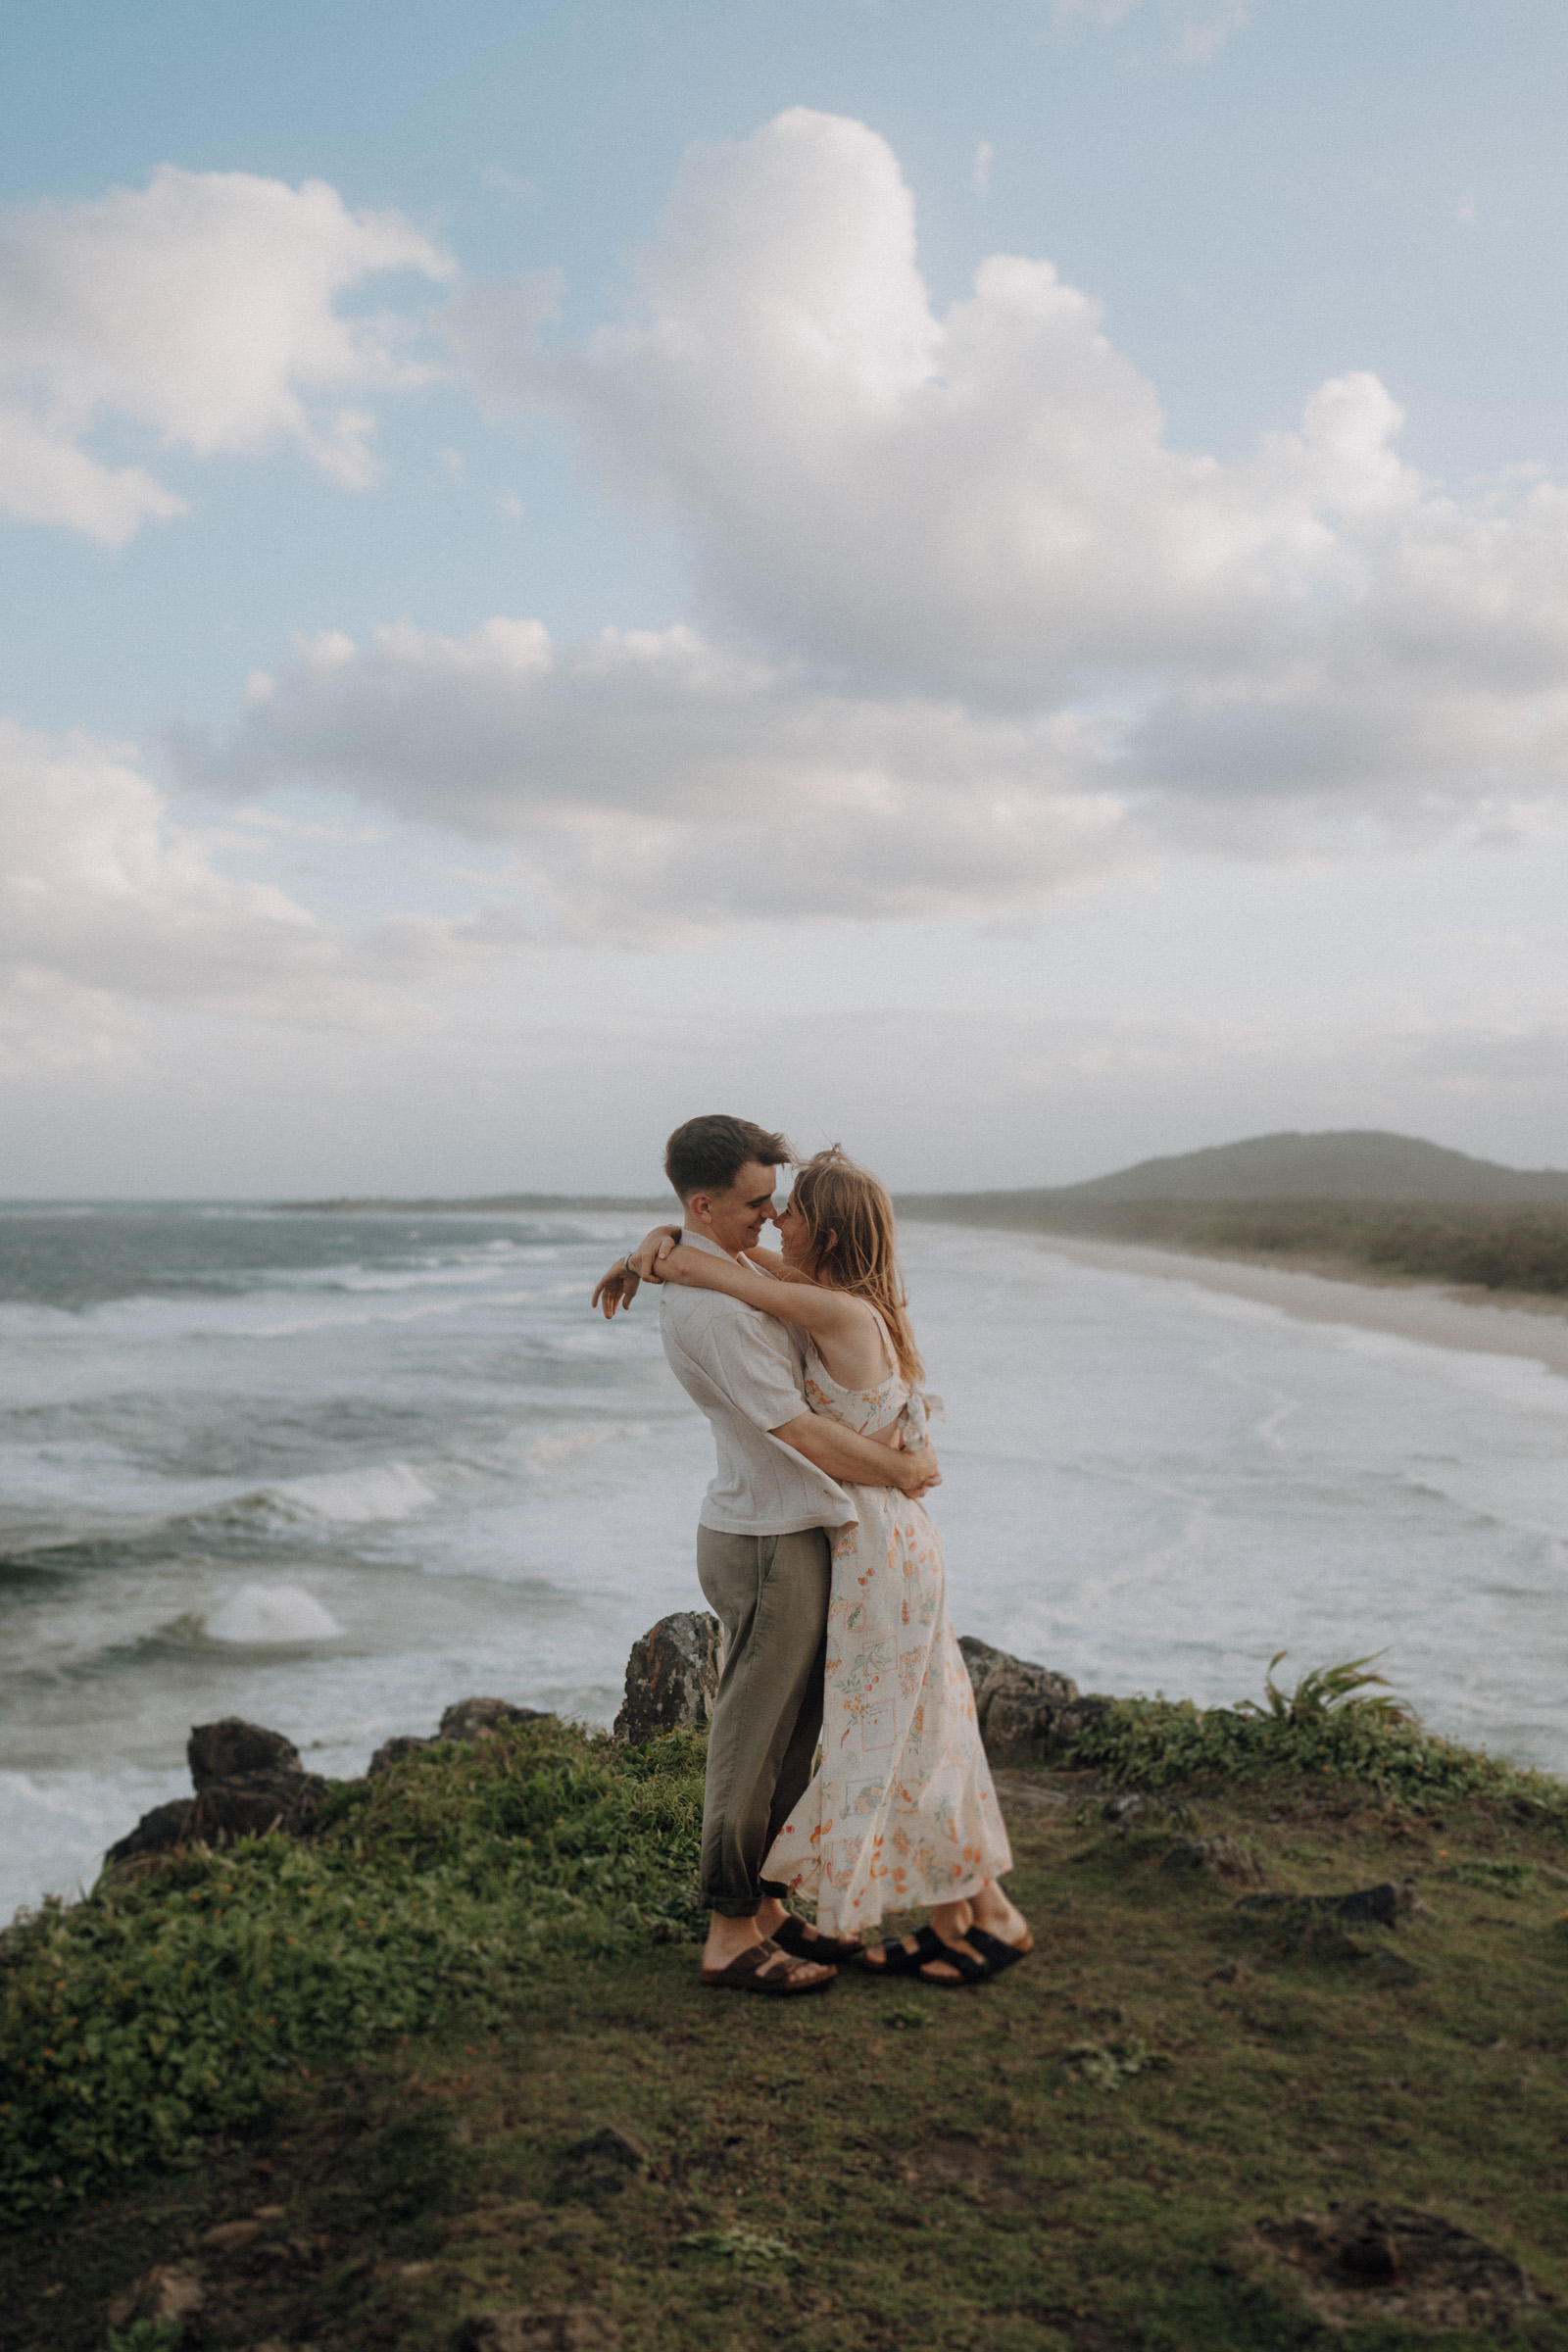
705, 1303, 809, 1432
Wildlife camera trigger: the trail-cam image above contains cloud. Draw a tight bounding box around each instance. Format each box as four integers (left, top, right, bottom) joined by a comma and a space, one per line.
1049, 0, 1251, 60
442, 108, 1568, 869
0, 718, 514, 1054
451, 112, 1434, 694
0, 168, 452, 543
178, 618, 1141, 942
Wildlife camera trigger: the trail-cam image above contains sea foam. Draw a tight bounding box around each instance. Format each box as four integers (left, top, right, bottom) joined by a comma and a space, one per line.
265, 1461, 436, 1524
204, 1584, 344, 1644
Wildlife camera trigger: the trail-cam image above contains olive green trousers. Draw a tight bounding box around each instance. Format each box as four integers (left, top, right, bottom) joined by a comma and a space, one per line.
696, 1522, 833, 1918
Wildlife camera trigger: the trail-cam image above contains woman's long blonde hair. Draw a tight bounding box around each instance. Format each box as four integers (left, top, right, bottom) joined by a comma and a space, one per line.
790, 1146, 924, 1386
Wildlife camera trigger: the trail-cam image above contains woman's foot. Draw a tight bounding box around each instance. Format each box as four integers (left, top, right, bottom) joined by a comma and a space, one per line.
967, 1881, 1032, 1953
917, 1886, 1033, 1984
950, 1882, 1033, 1980
916, 1898, 987, 1984
755, 1895, 863, 1962
858, 1904, 984, 1983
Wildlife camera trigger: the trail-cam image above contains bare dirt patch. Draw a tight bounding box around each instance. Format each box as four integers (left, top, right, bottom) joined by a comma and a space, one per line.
896, 2133, 1025, 2210
1248, 2200, 1545, 2332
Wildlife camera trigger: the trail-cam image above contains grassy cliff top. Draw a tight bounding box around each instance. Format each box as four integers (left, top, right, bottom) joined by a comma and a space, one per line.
5, 1689, 1568, 2351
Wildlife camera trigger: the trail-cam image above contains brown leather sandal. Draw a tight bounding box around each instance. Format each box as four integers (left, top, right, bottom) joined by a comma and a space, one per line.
699, 1936, 836, 1995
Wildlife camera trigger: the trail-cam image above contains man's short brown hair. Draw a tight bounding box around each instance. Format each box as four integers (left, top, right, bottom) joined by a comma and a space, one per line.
664, 1114, 794, 1203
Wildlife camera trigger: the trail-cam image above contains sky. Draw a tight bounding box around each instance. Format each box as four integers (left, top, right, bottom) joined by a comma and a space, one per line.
5, 0, 1568, 1196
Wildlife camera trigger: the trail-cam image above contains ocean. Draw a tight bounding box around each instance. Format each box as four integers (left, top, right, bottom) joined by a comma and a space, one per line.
4, 1201, 1566, 1925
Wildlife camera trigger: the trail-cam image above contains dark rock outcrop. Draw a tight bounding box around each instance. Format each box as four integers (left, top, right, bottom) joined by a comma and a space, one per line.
958, 1636, 1108, 1766
368, 1698, 549, 1775
106, 1695, 561, 1863
439, 1696, 548, 1742
188, 1717, 301, 1788
368, 1733, 436, 1777
614, 1612, 721, 1743
106, 1717, 326, 1868
187, 1771, 327, 1845
105, 1796, 196, 1862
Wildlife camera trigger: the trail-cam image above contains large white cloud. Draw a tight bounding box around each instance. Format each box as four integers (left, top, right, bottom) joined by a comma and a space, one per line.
0, 168, 451, 542
450, 108, 1568, 849
453, 110, 1417, 690
0, 718, 514, 1065
61, 108, 1568, 962
179, 618, 1137, 940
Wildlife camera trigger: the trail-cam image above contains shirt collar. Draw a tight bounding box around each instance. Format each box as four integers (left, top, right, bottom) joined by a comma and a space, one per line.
681, 1230, 739, 1263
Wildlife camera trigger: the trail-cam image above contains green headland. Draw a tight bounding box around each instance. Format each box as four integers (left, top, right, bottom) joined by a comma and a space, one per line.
5, 1666, 1568, 2351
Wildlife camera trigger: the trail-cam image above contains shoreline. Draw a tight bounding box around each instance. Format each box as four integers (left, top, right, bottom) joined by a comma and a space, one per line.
997, 1229, 1568, 1377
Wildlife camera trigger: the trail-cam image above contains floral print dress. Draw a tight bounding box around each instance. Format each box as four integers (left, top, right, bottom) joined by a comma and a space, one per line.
762, 1316, 1013, 1934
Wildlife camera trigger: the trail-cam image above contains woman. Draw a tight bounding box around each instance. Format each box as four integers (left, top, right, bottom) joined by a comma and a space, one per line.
624, 1146, 1031, 1986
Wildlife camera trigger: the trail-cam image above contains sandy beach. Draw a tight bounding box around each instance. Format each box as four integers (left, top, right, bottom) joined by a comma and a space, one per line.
1026, 1233, 1568, 1379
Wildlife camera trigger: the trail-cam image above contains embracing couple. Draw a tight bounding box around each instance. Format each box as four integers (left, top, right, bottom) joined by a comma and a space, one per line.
592, 1113, 1031, 1996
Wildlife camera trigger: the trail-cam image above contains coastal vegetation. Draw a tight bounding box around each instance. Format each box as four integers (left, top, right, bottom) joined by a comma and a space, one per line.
6, 1684, 1568, 2349
897, 1195, 1568, 1296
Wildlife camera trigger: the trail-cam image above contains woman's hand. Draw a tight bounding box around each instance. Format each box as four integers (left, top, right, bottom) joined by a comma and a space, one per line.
591, 1258, 641, 1318
627, 1224, 682, 1280
892, 1444, 941, 1499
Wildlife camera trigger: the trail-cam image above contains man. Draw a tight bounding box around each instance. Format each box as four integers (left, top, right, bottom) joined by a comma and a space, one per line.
592, 1114, 940, 1995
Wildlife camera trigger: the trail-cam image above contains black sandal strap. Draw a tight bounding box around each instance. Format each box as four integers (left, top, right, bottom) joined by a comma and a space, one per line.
772, 1914, 861, 1963
966, 1928, 1029, 1977
865, 1924, 946, 1976
919, 1939, 989, 1984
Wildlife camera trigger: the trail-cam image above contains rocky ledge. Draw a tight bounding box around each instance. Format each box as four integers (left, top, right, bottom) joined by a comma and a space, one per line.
104, 1621, 1103, 1871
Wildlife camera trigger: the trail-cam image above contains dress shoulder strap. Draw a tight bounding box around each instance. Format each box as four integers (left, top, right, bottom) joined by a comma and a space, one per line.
861, 1301, 901, 1384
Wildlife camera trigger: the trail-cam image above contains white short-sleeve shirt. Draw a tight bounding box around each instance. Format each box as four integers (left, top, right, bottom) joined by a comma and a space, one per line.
658, 1233, 858, 1536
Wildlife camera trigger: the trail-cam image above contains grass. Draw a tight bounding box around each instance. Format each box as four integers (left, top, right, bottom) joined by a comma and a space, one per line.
902, 1196, 1568, 1297
6, 1702, 1568, 2350
0, 1722, 706, 2216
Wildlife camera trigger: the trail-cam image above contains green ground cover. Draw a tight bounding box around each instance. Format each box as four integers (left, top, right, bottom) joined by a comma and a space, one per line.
5, 1705, 1568, 2351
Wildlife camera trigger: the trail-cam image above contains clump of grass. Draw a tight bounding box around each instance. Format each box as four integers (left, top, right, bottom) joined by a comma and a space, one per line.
0, 1719, 706, 2219
1063, 2037, 1165, 2092
1237, 1649, 1410, 1727
1056, 1654, 1568, 1822
681, 2225, 797, 2272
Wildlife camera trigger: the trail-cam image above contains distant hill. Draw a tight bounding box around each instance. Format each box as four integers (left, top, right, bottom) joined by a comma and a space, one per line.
895, 1131, 1568, 1296
899, 1130, 1568, 1218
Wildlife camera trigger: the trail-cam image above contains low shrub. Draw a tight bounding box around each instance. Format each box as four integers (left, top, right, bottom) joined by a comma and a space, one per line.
0, 1719, 705, 2219
1057, 1654, 1568, 1820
